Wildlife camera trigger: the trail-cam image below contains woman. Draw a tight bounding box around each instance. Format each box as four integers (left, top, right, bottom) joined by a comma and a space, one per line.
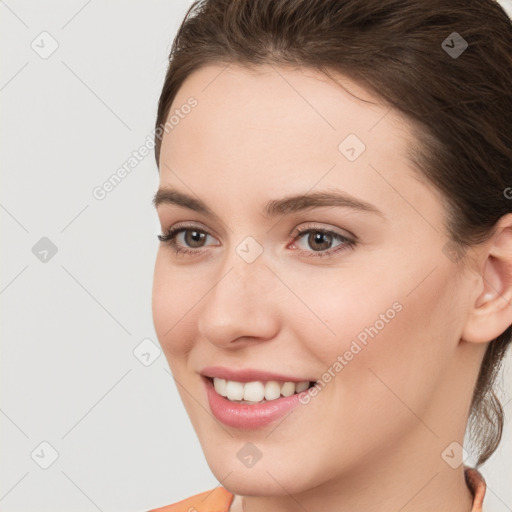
149, 0, 512, 510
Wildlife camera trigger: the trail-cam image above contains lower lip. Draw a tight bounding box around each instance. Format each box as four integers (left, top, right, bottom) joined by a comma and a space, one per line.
204, 377, 310, 429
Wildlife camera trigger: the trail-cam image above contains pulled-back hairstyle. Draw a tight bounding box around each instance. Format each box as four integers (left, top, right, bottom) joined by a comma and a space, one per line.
154, 0, 512, 467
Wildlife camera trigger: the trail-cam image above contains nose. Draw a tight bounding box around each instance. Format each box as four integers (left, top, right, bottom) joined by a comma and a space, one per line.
197, 252, 281, 348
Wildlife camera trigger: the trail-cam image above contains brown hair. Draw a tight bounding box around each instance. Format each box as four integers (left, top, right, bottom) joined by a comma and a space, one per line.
154, 0, 512, 467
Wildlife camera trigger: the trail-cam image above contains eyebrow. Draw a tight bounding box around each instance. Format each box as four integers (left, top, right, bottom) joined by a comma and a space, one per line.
152, 187, 385, 220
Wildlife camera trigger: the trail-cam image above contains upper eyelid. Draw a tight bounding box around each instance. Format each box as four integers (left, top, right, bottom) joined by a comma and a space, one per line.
157, 207, 358, 237
163, 221, 218, 238
291, 223, 355, 240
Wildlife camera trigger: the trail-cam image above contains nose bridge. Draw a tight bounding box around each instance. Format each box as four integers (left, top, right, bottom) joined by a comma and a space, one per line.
213, 233, 271, 305
197, 240, 280, 345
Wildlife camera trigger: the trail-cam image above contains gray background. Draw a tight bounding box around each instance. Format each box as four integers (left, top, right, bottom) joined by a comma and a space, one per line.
1, 1, 511, 511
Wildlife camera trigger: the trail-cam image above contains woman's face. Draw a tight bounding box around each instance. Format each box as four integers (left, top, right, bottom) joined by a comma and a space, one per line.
152, 64, 479, 495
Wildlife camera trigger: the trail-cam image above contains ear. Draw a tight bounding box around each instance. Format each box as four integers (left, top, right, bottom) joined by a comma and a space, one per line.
461, 214, 512, 344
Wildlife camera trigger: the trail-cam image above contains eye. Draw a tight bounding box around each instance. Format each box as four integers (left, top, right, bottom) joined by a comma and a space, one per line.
157, 223, 356, 259
157, 223, 217, 256
289, 225, 356, 258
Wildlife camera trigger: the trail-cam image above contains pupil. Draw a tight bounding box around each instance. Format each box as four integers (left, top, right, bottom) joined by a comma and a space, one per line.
309, 231, 331, 251
186, 230, 205, 247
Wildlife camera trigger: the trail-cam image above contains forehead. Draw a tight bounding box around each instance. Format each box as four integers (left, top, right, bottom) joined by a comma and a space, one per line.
157, 63, 439, 225
161, 62, 415, 166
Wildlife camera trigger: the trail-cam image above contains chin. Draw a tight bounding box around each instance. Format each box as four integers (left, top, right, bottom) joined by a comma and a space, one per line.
201, 442, 327, 497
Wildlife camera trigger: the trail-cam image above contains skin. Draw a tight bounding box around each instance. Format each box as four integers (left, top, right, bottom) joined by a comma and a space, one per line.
152, 63, 512, 512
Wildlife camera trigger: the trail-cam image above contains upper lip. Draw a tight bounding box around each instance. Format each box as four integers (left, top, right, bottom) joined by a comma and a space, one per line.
200, 366, 315, 383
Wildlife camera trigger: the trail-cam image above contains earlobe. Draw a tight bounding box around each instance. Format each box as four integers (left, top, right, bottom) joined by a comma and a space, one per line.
462, 215, 512, 344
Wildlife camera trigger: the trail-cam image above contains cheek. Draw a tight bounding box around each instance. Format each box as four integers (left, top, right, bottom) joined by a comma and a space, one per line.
287, 262, 458, 409
152, 251, 195, 359
281, 266, 405, 364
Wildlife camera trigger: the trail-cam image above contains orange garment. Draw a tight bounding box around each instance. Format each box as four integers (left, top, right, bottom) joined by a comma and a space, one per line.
148, 487, 233, 512
148, 465, 487, 512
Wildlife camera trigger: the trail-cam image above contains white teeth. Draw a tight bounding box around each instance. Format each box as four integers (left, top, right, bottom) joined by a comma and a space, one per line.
295, 381, 309, 393
264, 381, 281, 400
213, 378, 227, 397
280, 381, 296, 397
212, 377, 311, 403
225, 380, 244, 401
243, 381, 265, 402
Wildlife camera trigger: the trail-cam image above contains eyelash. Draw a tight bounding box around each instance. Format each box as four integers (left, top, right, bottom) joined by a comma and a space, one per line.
157, 222, 356, 259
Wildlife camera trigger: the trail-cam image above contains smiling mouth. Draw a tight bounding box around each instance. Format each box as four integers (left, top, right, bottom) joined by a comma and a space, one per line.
206, 376, 317, 404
